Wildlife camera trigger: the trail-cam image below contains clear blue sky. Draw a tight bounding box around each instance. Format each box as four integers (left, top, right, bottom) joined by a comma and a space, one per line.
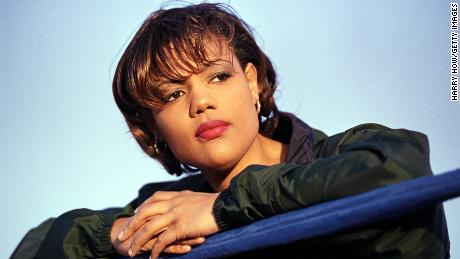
1, 0, 459, 257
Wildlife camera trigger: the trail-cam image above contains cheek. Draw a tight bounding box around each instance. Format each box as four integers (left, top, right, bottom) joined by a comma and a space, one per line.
154, 112, 187, 147
227, 81, 258, 122
223, 81, 260, 139
154, 110, 199, 164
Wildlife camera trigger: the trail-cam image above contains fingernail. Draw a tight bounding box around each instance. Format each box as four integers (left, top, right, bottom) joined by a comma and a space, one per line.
183, 245, 191, 251
134, 207, 139, 213
128, 247, 133, 257
117, 230, 124, 240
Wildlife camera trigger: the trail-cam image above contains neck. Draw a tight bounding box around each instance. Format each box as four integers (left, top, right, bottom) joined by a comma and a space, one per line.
202, 134, 287, 192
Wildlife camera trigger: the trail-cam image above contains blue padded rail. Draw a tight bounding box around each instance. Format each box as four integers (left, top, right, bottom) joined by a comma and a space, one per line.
129, 168, 460, 259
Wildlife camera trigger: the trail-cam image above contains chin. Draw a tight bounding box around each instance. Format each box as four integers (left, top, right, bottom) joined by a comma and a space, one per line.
195, 147, 246, 173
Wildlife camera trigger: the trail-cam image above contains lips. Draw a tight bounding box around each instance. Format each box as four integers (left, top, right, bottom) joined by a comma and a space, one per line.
195, 120, 230, 140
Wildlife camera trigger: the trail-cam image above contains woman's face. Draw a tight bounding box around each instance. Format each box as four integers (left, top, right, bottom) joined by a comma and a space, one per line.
151, 42, 260, 173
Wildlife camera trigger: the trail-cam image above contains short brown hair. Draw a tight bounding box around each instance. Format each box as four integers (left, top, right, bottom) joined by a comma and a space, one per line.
113, 3, 280, 176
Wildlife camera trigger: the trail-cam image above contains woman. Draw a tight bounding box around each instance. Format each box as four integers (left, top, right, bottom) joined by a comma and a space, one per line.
13, 3, 449, 259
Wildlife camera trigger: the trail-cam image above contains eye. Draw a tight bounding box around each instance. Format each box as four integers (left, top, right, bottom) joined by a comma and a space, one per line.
166, 90, 185, 102
209, 72, 231, 83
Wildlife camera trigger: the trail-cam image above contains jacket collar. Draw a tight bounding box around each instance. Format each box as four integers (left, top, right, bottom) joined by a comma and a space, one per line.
271, 112, 314, 164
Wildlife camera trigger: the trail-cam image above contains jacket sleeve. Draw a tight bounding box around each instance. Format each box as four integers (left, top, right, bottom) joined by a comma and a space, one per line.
30, 201, 136, 259
13, 179, 181, 259
11, 218, 55, 259
213, 123, 433, 231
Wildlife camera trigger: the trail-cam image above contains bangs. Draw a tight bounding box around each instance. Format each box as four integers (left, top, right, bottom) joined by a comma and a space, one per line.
152, 34, 229, 84
124, 5, 237, 110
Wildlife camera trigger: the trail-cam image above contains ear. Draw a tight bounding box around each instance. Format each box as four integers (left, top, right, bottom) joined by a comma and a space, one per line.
244, 62, 259, 103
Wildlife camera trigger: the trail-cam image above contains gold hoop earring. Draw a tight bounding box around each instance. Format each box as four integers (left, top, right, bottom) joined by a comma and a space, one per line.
153, 141, 160, 155
256, 100, 261, 114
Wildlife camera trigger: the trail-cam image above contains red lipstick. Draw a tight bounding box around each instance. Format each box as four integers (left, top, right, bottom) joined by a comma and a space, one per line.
195, 120, 230, 140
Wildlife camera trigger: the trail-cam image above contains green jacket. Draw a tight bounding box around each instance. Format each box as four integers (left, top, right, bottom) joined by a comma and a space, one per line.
12, 112, 449, 258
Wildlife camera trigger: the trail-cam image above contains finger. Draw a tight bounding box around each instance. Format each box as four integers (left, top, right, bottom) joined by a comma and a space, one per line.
140, 237, 206, 253
129, 215, 172, 257
140, 239, 197, 254
176, 237, 206, 246
140, 238, 155, 252
141, 191, 181, 206
119, 201, 170, 241
151, 228, 179, 259
163, 244, 191, 254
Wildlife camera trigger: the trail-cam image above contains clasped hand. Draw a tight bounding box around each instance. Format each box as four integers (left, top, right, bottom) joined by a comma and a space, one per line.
112, 190, 220, 258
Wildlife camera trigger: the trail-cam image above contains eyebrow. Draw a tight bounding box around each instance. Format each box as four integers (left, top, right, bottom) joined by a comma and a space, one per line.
157, 59, 233, 87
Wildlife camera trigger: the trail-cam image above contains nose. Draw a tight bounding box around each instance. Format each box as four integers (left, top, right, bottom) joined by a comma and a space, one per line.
189, 85, 217, 117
